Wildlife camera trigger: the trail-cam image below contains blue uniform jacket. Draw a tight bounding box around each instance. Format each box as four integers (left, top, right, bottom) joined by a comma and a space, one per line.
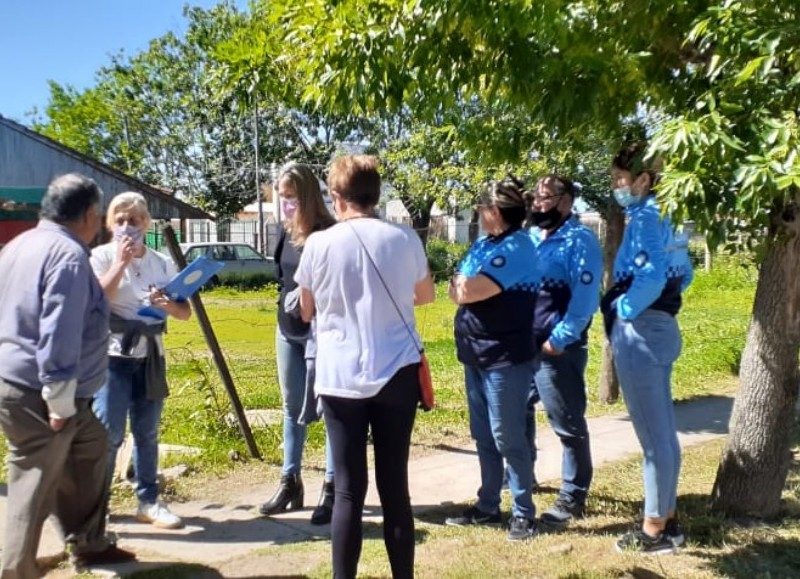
530, 215, 602, 351
454, 227, 539, 369
602, 195, 693, 330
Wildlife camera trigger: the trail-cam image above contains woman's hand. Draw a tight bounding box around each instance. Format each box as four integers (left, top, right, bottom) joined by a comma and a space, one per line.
148, 287, 192, 320
115, 235, 136, 267
541, 340, 563, 356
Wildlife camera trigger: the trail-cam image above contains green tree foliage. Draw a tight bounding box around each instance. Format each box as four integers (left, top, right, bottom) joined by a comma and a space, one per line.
36, 3, 344, 217
266, 0, 799, 516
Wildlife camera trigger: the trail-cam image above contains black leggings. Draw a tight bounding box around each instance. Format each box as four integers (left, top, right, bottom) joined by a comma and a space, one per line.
321, 364, 419, 579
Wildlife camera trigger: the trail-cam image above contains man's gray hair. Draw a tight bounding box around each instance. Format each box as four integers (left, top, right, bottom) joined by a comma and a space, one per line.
40, 173, 103, 223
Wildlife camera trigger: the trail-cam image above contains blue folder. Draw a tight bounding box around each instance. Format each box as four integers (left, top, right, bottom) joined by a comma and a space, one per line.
137, 256, 224, 319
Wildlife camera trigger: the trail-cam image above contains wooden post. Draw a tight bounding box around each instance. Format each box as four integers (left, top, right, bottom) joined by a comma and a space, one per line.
162, 224, 262, 460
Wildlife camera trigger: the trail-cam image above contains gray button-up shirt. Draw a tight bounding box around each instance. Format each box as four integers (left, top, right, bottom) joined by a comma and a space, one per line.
0, 220, 109, 398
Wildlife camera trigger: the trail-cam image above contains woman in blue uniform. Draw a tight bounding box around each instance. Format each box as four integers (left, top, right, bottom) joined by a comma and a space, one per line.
528, 175, 602, 530
602, 143, 694, 554
445, 177, 540, 541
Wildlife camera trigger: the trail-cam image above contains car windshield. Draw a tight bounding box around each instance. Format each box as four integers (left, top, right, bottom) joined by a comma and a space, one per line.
185, 247, 205, 262
235, 245, 264, 260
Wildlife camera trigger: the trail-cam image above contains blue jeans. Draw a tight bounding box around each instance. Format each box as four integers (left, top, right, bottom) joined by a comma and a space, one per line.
464, 360, 536, 520
612, 309, 682, 519
534, 345, 592, 504
525, 381, 540, 463
93, 356, 164, 504
276, 328, 334, 480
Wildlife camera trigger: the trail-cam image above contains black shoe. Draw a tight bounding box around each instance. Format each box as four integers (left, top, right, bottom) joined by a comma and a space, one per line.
72, 545, 137, 568
615, 529, 675, 555
445, 505, 502, 527
539, 495, 585, 530
310, 480, 334, 525
507, 516, 538, 541
259, 474, 304, 515
665, 518, 685, 547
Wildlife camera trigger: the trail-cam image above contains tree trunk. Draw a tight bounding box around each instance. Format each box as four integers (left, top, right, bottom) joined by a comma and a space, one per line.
468, 209, 480, 244
411, 212, 431, 247
399, 193, 434, 247
711, 201, 800, 517
599, 204, 625, 403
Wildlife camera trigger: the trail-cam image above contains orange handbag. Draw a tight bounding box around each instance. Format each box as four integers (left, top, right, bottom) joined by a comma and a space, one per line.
418, 350, 435, 412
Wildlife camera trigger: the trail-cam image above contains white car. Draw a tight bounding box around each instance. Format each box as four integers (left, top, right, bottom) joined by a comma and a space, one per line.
178, 242, 277, 285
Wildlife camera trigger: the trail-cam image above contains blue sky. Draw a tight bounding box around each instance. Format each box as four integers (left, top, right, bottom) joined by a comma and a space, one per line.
0, 1, 246, 125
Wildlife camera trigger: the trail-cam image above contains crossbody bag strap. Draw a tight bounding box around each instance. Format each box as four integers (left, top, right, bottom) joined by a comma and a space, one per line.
346, 221, 423, 353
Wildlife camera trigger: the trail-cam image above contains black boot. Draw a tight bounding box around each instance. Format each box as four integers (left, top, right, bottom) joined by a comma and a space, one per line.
310, 480, 335, 525
259, 474, 304, 516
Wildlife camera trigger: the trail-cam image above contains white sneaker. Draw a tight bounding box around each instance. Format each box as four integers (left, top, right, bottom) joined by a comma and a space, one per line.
136, 501, 183, 529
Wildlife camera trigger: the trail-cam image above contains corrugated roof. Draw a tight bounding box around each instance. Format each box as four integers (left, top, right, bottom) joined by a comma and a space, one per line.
0, 114, 213, 221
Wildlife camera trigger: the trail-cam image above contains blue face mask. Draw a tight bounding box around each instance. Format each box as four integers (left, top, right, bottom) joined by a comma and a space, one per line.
613, 186, 639, 208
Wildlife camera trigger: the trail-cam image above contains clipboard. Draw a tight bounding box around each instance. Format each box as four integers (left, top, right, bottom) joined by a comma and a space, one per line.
137, 255, 225, 319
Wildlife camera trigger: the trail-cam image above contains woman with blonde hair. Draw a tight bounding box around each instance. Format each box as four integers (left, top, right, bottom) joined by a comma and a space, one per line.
259, 162, 338, 525
91, 192, 191, 529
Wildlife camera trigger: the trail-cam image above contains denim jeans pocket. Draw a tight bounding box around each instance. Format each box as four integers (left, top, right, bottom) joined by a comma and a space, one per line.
631, 311, 681, 366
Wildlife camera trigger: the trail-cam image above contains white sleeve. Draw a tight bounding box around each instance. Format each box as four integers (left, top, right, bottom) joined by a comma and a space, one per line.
89, 244, 112, 277
295, 236, 315, 289
42, 379, 78, 419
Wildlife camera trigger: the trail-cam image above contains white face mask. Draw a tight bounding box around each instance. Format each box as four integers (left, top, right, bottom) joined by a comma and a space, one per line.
113, 224, 144, 246
613, 186, 639, 208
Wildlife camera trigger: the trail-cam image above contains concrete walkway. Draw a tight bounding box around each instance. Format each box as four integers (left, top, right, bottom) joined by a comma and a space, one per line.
0, 394, 733, 576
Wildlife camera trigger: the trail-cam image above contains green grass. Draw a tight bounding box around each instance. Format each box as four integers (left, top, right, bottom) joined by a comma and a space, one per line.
112, 433, 800, 579
0, 254, 756, 480
152, 254, 756, 471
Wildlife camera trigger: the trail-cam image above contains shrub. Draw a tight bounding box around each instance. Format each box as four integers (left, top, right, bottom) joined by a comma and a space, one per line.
426, 239, 469, 281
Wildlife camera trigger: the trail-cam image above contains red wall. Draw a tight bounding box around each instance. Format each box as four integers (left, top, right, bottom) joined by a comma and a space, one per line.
0, 221, 36, 244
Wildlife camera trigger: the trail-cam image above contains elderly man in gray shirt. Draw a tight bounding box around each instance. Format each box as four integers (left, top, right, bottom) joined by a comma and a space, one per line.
0, 174, 136, 577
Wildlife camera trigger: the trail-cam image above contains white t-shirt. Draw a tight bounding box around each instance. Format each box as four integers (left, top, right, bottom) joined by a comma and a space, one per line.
295, 218, 428, 399
90, 243, 177, 358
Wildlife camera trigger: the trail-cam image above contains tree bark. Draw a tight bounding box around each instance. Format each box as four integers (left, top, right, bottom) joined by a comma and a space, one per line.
399, 193, 434, 247
599, 204, 625, 403
711, 198, 800, 517
468, 209, 480, 244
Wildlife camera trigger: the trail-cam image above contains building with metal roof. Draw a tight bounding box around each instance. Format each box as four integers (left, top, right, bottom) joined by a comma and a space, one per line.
0, 114, 212, 244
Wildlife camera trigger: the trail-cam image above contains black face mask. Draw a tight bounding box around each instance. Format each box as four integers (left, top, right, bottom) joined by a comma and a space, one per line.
530, 207, 563, 230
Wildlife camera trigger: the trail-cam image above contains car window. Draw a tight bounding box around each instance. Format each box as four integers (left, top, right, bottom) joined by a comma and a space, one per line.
235, 245, 264, 260
212, 245, 237, 261
185, 247, 205, 262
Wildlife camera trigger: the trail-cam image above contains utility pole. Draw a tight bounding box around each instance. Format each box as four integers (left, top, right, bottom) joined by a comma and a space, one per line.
254, 103, 263, 254
272, 161, 281, 223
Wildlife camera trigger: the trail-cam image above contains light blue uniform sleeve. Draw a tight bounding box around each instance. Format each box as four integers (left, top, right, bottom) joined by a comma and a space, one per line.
549, 231, 603, 351
456, 239, 484, 278
616, 213, 667, 320
476, 235, 535, 290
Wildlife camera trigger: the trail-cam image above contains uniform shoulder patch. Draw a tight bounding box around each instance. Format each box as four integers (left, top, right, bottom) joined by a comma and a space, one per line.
634, 251, 649, 268
490, 255, 506, 268
580, 271, 594, 284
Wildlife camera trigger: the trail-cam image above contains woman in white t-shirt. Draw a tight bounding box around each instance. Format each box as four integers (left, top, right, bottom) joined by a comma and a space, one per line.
90, 192, 191, 530
296, 155, 435, 579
